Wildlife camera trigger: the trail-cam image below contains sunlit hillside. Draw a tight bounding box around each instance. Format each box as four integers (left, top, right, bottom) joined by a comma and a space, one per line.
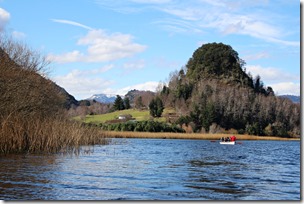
74, 108, 176, 124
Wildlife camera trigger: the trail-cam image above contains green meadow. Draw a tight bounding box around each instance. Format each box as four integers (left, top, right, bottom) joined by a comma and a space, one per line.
74, 108, 177, 124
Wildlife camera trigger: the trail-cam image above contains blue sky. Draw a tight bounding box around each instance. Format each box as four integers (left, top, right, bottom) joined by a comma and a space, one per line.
0, 0, 301, 100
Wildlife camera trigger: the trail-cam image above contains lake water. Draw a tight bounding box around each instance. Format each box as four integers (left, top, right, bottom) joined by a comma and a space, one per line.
0, 138, 301, 201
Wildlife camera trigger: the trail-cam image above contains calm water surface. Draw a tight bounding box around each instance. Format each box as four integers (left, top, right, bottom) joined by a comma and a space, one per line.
0, 138, 301, 200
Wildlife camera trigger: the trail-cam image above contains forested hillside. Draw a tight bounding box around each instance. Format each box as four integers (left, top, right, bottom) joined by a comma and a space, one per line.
0, 45, 78, 116
0, 35, 106, 154
159, 43, 300, 138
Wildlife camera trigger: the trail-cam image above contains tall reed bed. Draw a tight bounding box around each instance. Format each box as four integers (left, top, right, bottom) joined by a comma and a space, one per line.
103, 131, 299, 141
0, 114, 109, 154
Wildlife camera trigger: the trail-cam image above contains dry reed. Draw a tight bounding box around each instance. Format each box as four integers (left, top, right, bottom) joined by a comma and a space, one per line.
0, 114, 109, 154
103, 131, 300, 141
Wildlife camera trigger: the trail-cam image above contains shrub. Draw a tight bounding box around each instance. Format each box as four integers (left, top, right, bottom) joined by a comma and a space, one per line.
101, 120, 185, 133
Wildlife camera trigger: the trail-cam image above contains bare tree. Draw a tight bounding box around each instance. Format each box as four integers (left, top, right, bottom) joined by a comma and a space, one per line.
0, 32, 50, 74
0, 32, 65, 118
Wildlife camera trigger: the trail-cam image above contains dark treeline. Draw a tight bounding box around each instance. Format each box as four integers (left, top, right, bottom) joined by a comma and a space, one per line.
158, 43, 300, 138
100, 120, 185, 133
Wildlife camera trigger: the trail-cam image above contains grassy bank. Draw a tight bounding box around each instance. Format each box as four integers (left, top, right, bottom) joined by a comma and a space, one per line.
103, 131, 300, 141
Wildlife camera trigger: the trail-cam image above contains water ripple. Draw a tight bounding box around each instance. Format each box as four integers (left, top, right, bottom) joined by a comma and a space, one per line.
0, 139, 300, 200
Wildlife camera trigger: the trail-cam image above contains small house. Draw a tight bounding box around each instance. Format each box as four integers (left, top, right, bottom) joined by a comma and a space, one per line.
118, 114, 132, 120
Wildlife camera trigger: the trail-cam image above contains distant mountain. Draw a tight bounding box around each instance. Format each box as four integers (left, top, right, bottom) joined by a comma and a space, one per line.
279, 95, 300, 103
87, 94, 117, 104
125, 89, 156, 106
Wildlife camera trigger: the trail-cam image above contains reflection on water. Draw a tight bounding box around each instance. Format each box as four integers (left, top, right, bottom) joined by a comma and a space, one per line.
0, 154, 58, 200
0, 139, 300, 200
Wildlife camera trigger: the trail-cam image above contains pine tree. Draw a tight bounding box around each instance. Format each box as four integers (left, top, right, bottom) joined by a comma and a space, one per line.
149, 97, 164, 117
113, 95, 125, 111
135, 96, 144, 109
124, 97, 131, 109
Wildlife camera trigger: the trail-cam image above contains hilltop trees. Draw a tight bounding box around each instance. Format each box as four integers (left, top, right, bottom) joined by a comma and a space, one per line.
186, 42, 254, 88
158, 42, 300, 137
124, 89, 155, 109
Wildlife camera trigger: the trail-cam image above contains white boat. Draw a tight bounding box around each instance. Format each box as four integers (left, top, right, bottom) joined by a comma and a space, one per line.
220, 141, 236, 145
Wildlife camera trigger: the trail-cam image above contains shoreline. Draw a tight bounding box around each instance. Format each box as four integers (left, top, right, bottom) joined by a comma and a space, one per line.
103, 131, 300, 141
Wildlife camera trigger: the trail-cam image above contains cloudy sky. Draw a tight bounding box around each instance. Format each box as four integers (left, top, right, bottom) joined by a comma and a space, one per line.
0, 0, 301, 100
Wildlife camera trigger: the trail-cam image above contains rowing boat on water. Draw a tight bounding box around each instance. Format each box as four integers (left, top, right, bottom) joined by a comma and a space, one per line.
219, 141, 236, 145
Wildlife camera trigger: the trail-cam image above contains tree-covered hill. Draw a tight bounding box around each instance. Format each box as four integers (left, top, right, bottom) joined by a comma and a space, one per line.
159, 42, 300, 138
186, 43, 254, 88
0, 46, 78, 117
0, 35, 109, 154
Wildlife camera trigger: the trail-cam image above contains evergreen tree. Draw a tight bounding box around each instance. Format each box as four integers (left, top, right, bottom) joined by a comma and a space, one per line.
135, 96, 144, 109
149, 97, 164, 117
113, 95, 125, 111
124, 97, 131, 109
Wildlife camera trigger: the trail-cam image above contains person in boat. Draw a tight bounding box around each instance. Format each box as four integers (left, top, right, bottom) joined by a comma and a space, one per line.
220, 137, 225, 142
230, 135, 236, 142
225, 137, 230, 142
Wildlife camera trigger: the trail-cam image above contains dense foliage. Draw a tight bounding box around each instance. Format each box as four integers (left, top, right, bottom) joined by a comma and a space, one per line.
159, 42, 300, 137
186, 43, 254, 88
112, 95, 125, 111
112, 95, 132, 112
101, 120, 185, 133
149, 97, 164, 117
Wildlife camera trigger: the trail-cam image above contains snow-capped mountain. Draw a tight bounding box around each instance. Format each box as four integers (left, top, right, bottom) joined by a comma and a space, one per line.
87, 94, 117, 104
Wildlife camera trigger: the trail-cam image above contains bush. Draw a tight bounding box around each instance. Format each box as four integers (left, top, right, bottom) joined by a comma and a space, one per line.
149, 97, 164, 117
101, 120, 185, 133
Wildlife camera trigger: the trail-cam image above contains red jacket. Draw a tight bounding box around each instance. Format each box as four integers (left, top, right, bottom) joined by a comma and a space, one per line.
230, 135, 236, 141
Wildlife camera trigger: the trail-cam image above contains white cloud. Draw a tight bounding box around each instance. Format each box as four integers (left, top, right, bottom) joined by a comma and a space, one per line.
161, 7, 201, 21
131, 0, 171, 4
12, 31, 26, 39
270, 82, 300, 96
92, 64, 114, 74
197, 12, 298, 46
246, 65, 298, 82
245, 64, 300, 95
53, 65, 160, 98
243, 52, 270, 61
51, 19, 93, 30
98, 0, 298, 46
48, 29, 147, 63
116, 81, 159, 95
122, 59, 145, 74
48, 51, 83, 64
153, 18, 203, 34
0, 7, 10, 30
52, 68, 115, 100
153, 56, 181, 69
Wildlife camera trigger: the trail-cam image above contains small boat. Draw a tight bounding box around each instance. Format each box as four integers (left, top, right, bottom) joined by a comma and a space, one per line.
220, 141, 236, 145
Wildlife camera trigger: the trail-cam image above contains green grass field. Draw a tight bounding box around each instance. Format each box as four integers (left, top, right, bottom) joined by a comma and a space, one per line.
74, 108, 176, 124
